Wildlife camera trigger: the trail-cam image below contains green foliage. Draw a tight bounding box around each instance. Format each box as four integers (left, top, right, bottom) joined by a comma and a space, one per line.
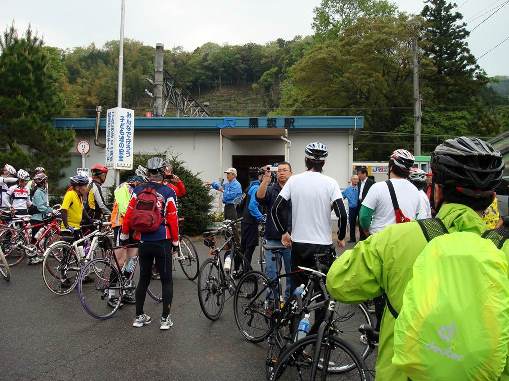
421, 0, 487, 106
0, 25, 74, 188
313, 0, 398, 40
119, 152, 213, 236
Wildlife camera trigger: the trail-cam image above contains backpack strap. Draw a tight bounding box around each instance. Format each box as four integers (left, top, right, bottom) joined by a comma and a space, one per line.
482, 227, 509, 249
416, 218, 449, 242
385, 218, 449, 320
385, 180, 400, 212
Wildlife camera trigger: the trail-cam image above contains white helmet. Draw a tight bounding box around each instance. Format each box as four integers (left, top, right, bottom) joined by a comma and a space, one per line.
390, 149, 415, 170
3, 164, 16, 176
305, 142, 329, 161
17, 169, 30, 181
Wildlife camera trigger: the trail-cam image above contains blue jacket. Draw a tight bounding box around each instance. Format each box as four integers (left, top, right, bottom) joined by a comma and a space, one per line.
212, 178, 242, 205
247, 180, 263, 222
31, 187, 53, 221
342, 185, 359, 209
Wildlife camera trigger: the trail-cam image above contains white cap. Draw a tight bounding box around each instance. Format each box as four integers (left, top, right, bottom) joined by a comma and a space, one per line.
224, 168, 237, 176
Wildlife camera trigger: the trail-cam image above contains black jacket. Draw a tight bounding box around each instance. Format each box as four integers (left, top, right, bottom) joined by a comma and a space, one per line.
257, 182, 291, 240
358, 178, 375, 206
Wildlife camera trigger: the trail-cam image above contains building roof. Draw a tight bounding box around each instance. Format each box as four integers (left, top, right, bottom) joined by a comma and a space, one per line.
53, 115, 364, 131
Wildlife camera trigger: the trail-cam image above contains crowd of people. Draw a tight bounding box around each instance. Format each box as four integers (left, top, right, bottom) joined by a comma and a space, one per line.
3, 135, 509, 379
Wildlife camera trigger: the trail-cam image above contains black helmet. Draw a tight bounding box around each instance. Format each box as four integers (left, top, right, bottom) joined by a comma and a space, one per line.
146, 157, 166, 173
431, 137, 504, 194
69, 175, 89, 186
305, 142, 328, 161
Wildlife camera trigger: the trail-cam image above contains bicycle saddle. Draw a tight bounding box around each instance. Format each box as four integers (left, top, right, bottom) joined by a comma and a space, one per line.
262, 241, 287, 251
297, 266, 326, 278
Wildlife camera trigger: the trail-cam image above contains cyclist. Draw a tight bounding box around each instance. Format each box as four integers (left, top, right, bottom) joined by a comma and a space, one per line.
88, 164, 111, 219
28, 173, 54, 264
8, 169, 32, 215
271, 142, 347, 330
326, 137, 507, 380
121, 157, 179, 330
409, 167, 432, 219
109, 175, 144, 306
60, 175, 92, 233
256, 161, 293, 301
0, 164, 18, 209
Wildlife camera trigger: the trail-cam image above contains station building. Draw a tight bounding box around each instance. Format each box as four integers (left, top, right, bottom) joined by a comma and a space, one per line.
54, 115, 364, 191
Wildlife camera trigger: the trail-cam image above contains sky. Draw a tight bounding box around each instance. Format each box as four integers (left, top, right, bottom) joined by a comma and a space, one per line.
1, 0, 508, 76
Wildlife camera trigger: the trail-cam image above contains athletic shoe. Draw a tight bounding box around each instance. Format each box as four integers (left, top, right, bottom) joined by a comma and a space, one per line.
160, 315, 173, 330
133, 314, 152, 328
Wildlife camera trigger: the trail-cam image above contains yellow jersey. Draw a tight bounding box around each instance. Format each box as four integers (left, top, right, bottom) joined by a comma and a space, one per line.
61, 190, 84, 228
483, 197, 500, 230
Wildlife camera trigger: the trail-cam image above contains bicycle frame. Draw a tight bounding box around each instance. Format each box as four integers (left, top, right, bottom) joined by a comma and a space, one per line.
71, 222, 112, 263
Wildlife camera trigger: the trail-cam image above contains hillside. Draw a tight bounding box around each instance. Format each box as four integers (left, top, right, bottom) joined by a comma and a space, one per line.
489, 76, 509, 99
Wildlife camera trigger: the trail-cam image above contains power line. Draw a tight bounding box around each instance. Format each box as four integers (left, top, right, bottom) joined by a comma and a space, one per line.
478, 34, 509, 59
466, 0, 507, 22
469, 0, 509, 32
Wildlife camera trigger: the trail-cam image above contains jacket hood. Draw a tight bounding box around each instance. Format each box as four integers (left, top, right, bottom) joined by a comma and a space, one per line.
436, 203, 486, 235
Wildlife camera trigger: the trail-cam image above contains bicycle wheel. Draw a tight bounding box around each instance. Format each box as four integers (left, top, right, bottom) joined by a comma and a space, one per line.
197, 257, 225, 321
271, 334, 369, 381
0, 247, 10, 281
42, 230, 61, 251
178, 236, 200, 280
233, 270, 274, 343
0, 229, 26, 266
78, 258, 122, 320
333, 303, 373, 369
130, 256, 162, 303
42, 242, 80, 295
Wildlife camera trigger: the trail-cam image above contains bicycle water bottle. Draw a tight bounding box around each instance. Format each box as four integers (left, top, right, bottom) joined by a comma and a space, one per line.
34, 228, 44, 242
224, 255, 232, 272
293, 284, 306, 297
76, 245, 85, 260
125, 258, 136, 273
295, 314, 311, 342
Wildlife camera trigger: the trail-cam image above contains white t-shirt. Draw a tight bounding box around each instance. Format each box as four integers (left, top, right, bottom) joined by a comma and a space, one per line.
279, 171, 342, 245
7, 185, 31, 211
362, 178, 421, 234
417, 190, 432, 220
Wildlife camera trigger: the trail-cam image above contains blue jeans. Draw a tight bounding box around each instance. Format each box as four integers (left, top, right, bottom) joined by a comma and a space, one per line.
264, 239, 292, 301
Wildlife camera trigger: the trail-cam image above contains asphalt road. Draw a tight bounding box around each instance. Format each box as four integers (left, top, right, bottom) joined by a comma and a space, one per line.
1, 240, 374, 381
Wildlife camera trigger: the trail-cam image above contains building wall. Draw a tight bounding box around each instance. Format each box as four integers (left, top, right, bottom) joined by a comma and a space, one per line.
68, 129, 353, 190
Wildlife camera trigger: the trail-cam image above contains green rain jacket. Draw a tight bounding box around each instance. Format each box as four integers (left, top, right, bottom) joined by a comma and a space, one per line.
326, 203, 509, 381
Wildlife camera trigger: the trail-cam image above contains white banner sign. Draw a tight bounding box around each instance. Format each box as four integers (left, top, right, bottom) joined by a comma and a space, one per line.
105, 107, 134, 170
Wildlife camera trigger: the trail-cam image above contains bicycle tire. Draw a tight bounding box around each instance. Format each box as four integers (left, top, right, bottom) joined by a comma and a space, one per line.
197, 257, 225, 321
42, 242, 80, 295
0, 247, 10, 281
178, 236, 200, 281
271, 334, 369, 381
78, 257, 122, 320
0, 229, 26, 266
41, 230, 61, 252
233, 270, 274, 343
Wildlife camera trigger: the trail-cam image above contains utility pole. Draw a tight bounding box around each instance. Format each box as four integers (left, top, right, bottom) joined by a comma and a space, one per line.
115, 0, 126, 186
412, 38, 422, 156
154, 43, 164, 117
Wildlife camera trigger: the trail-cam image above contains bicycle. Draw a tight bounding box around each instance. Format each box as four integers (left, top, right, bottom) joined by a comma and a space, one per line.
270, 295, 370, 380
197, 218, 246, 320
0, 211, 61, 266
77, 242, 162, 320
175, 217, 200, 281
41, 221, 111, 295
0, 246, 10, 281
233, 244, 372, 379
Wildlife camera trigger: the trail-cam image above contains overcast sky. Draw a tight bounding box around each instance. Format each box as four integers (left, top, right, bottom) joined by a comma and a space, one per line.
1, 0, 508, 76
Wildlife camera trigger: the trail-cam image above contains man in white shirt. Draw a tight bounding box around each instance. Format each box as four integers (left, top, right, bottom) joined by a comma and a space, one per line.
271, 142, 347, 328
359, 149, 422, 235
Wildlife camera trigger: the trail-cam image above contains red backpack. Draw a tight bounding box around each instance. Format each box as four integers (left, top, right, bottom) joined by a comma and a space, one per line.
130, 187, 163, 233
385, 180, 411, 224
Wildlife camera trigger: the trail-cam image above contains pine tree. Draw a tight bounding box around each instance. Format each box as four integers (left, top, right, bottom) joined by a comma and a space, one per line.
421, 0, 487, 106
0, 25, 74, 186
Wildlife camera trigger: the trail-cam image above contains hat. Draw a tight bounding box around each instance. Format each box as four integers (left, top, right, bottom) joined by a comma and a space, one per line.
224, 168, 237, 176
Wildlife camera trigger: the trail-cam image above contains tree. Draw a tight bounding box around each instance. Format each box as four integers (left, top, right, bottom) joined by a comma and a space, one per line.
421, 0, 486, 106
0, 25, 74, 186
313, 0, 398, 40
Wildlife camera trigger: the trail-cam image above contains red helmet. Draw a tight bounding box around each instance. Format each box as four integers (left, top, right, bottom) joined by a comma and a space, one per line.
91, 164, 108, 175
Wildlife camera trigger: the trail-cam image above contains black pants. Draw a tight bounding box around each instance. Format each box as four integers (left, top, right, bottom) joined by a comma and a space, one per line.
357, 205, 368, 241
136, 240, 173, 317
348, 207, 358, 242
223, 204, 237, 221
291, 242, 334, 334
240, 222, 258, 271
